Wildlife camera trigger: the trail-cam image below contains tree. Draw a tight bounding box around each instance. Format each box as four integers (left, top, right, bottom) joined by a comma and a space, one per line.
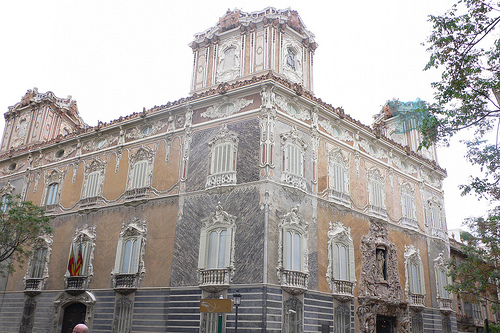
0, 195, 53, 276
422, 0, 500, 307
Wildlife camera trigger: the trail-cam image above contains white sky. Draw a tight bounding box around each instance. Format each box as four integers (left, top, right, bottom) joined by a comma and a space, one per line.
0, 0, 493, 229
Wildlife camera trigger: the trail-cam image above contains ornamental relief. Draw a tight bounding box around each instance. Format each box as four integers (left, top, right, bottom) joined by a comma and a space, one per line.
84, 134, 118, 152
277, 206, 309, 272
392, 155, 417, 174
359, 139, 387, 160
45, 146, 77, 162
326, 221, 356, 291
282, 36, 303, 84
11, 114, 31, 148
0, 181, 14, 196
114, 217, 147, 281
275, 94, 310, 121
201, 203, 236, 230
216, 36, 241, 83
319, 119, 354, 142
126, 119, 168, 140
24, 235, 53, 287
1, 160, 25, 175
208, 124, 239, 148
280, 126, 308, 151
201, 96, 253, 119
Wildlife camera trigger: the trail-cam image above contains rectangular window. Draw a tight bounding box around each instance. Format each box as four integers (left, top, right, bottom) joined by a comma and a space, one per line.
331, 163, 346, 193
285, 231, 302, 271
402, 192, 415, 220
409, 262, 420, 294
336, 244, 348, 280
439, 269, 448, 298
431, 206, 442, 229
369, 180, 384, 208
131, 161, 148, 189
114, 298, 133, 333
207, 230, 227, 269
46, 183, 59, 205
284, 144, 303, 177
120, 238, 141, 274
85, 172, 100, 198
211, 143, 233, 174
30, 248, 47, 278
1, 194, 9, 213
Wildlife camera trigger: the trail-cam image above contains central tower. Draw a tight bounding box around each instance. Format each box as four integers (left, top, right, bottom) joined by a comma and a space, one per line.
189, 8, 317, 94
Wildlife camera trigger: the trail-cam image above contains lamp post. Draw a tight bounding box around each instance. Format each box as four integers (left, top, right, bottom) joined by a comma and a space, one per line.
233, 290, 241, 333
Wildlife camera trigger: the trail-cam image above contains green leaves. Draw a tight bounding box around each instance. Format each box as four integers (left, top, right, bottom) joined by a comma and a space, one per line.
0, 195, 52, 275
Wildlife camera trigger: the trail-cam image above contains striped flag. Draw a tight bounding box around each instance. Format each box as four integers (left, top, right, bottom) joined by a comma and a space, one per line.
68, 244, 76, 276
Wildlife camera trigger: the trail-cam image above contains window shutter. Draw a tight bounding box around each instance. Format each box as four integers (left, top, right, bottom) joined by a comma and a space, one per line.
348, 242, 355, 282
132, 237, 142, 273
85, 172, 100, 198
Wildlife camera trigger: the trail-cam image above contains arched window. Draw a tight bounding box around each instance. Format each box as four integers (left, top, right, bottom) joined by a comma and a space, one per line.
328, 150, 350, 206
198, 204, 236, 289
404, 245, 425, 307
367, 168, 387, 219
327, 222, 355, 297
46, 183, 59, 206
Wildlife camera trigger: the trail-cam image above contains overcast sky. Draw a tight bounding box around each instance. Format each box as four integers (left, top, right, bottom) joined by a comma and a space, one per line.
0, 0, 493, 229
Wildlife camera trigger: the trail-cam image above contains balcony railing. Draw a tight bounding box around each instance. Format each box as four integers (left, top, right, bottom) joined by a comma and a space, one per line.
279, 269, 308, 294
24, 278, 44, 295
408, 293, 425, 307
198, 268, 231, 292
113, 273, 139, 294
206, 172, 237, 189
369, 205, 387, 219
79, 196, 100, 209
281, 172, 307, 192
330, 279, 354, 301
402, 217, 418, 230
65, 276, 88, 295
124, 187, 150, 201
328, 189, 350, 207
437, 297, 453, 312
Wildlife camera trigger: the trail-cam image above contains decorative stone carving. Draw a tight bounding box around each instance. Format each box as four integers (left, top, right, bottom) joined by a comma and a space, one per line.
392, 155, 417, 174
216, 36, 241, 83
84, 133, 118, 151
283, 296, 303, 333
0, 181, 14, 197
45, 146, 76, 162
126, 120, 166, 140
64, 225, 97, 294
359, 139, 388, 160
275, 94, 310, 121
259, 99, 276, 171
11, 113, 31, 148
282, 36, 303, 84
1, 160, 25, 175
319, 118, 354, 142
357, 219, 408, 333
41, 169, 64, 209
201, 96, 253, 119
260, 84, 276, 109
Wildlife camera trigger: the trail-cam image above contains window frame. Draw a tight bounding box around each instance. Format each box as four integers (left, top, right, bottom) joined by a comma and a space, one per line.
404, 245, 426, 298
278, 207, 309, 274
206, 125, 239, 189
127, 147, 155, 191
328, 150, 350, 206
367, 168, 387, 218
113, 296, 133, 333
112, 217, 147, 278
81, 158, 106, 200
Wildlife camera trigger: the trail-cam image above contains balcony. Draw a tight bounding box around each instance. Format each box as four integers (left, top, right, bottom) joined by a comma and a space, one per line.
279, 269, 308, 295
24, 278, 44, 296
43, 204, 59, 214
408, 293, 425, 308
113, 273, 140, 295
402, 217, 418, 230
281, 172, 307, 192
79, 196, 100, 210
437, 297, 453, 313
65, 276, 88, 295
198, 268, 231, 293
124, 187, 150, 202
456, 314, 473, 326
369, 205, 387, 219
328, 189, 350, 207
206, 172, 236, 191
330, 279, 354, 301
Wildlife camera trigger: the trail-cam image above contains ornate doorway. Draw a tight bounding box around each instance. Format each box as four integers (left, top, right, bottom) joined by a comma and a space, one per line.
61, 302, 86, 333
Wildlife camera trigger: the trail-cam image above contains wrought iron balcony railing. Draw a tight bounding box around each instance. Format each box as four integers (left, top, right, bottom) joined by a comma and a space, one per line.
112, 273, 140, 294
65, 276, 88, 295
24, 278, 44, 295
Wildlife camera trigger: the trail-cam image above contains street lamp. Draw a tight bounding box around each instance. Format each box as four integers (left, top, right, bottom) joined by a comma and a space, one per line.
233, 290, 241, 333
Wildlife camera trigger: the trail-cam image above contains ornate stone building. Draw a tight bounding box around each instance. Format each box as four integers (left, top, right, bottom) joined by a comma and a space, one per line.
0, 8, 455, 333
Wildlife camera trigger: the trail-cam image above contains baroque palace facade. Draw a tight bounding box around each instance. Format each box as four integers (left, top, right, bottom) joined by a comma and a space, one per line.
0, 8, 455, 333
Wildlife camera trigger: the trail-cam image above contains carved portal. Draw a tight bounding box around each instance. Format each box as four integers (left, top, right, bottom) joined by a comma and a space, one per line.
357, 219, 408, 333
